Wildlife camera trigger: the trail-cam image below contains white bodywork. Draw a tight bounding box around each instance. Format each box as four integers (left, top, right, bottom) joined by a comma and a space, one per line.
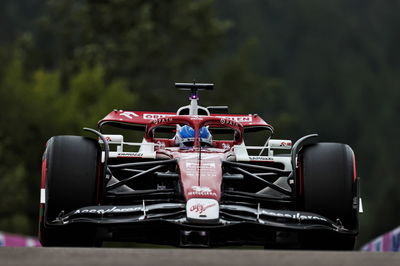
100, 135, 157, 161
233, 139, 293, 171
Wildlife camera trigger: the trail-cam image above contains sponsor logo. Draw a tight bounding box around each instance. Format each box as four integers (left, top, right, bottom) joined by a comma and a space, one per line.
186, 162, 216, 169
249, 156, 274, 161
261, 210, 327, 222
189, 203, 217, 214
217, 116, 252, 122
192, 186, 212, 193
116, 152, 143, 157
120, 111, 138, 119
152, 117, 173, 124
101, 135, 123, 143
186, 198, 219, 220
143, 114, 175, 120
190, 116, 204, 121
74, 206, 141, 215
220, 118, 240, 127
188, 186, 217, 197
280, 141, 292, 147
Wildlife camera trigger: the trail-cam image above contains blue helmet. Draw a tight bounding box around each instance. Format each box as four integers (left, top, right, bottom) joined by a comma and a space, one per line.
175, 125, 212, 147
198, 126, 212, 141
179, 125, 195, 139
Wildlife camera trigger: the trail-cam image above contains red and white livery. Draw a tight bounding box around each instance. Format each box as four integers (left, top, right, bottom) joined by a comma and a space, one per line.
38, 82, 361, 249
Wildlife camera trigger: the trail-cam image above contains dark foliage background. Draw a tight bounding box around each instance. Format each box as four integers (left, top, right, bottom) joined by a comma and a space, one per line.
0, 0, 399, 248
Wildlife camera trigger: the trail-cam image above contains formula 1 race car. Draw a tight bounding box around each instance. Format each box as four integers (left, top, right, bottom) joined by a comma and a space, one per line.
39, 83, 361, 249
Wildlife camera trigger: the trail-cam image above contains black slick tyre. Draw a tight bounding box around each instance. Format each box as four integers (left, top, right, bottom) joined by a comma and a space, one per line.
299, 143, 358, 250
39, 136, 101, 247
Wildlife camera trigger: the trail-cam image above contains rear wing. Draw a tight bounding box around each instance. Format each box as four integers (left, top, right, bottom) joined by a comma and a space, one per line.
99, 111, 273, 132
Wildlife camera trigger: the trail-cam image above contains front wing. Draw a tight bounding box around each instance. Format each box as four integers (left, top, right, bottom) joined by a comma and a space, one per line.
46, 202, 357, 246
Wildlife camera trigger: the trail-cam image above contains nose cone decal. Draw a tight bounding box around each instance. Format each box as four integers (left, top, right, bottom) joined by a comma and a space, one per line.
186, 198, 219, 221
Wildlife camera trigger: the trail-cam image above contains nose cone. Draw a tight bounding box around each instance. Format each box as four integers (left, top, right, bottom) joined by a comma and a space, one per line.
176, 152, 223, 201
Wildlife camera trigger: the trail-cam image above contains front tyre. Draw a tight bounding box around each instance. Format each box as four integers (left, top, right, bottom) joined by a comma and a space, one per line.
299, 143, 358, 250
39, 136, 101, 247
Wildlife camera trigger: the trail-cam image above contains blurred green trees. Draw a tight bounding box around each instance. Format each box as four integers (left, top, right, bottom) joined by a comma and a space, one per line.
0, 50, 135, 234
0, 0, 228, 236
0, 0, 399, 248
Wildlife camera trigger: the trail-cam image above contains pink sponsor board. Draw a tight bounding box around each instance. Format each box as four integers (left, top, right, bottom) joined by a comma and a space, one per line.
0, 231, 41, 247
361, 226, 400, 252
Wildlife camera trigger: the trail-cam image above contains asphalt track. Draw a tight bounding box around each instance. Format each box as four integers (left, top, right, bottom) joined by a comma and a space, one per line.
1, 247, 399, 266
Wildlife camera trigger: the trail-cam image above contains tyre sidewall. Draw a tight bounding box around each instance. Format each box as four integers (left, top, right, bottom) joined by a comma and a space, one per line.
301, 143, 357, 230
40, 135, 101, 246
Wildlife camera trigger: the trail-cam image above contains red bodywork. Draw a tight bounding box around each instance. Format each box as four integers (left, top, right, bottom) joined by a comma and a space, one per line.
99, 110, 273, 129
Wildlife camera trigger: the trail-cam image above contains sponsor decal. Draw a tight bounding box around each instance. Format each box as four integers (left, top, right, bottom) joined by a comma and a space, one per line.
268, 139, 292, 149
152, 117, 173, 124
217, 116, 253, 122
120, 111, 138, 119
74, 206, 141, 215
188, 186, 217, 197
186, 162, 216, 169
220, 118, 241, 127
261, 210, 328, 222
186, 198, 219, 220
116, 152, 144, 157
249, 156, 274, 161
280, 141, 292, 147
192, 186, 212, 193
189, 203, 217, 214
143, 113, 175, 120
100, 135, 124, 144
190, 116, 204, 121
186, 173, 197, 177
